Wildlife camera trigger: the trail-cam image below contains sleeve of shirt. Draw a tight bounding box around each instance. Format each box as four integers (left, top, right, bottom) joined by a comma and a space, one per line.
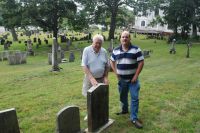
81, 47, 88, 66
110, 50, 116, 61
137, 48, 144, 61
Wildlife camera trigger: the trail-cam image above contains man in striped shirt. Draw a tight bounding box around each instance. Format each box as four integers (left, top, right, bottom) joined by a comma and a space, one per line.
110, 31, 144, 129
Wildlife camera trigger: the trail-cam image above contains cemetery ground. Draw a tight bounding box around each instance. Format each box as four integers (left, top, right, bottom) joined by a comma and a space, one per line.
0, 34, 200, 132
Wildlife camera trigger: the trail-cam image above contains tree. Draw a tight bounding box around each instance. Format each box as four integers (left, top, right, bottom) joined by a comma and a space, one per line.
21, 0, 77, 71
0, 0, 22, 41
75, 0, 136, 40
21, 0, 77, 40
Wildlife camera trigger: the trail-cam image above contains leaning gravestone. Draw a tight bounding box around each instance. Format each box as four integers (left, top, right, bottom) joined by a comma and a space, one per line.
0, 108, 20, 133
86, 84, 114, 132
56, 106, 81, 133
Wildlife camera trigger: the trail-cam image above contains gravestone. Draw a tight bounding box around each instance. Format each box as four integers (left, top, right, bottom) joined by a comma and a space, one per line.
4, 42, 9, 50
27, 39, 34, 56
7, 52, 27, 65
69, 52, 75, 62
33, 37, 37, 43
38, 38, 41, 45
44, 39, 48, 45
56, 106, 81, 133
169, 39, 176, 54
1, 38, 5, 45
0, 108, 20, 133
186, 41, 192, 58
143, 50, 152, 58
80, 50, 83, 60
60, 35, 67, 43
86, 84, 114, 132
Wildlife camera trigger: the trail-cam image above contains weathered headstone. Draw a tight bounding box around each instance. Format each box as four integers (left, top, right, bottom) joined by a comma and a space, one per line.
56, 106, 81, 133
4, 42, 9, 50
0, 108, 20, 133
186, 41, 192, 58
33, 37, 37, 43
169, 39, 176, 54
7, 51, 27, 65
69, 52, 75, 62
143, 50, 152, 58
27, 39, 34, 56
44, 39, 48, 45
38, 38, 41, 45
60, 35, 67, 43
86, 84, 114, 132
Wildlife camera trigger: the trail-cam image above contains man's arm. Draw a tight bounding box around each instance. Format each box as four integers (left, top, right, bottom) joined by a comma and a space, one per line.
110, 60, 120, 80
131, 60, 144, 83
82, 66, 98, 86
103, 64, 109, 85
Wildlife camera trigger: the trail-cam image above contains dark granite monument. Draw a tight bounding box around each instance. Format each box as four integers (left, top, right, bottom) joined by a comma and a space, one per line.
0, 108, 20, 133
86, 84, 114, 132
56, 106, 81, 133
69, 52, 75, 62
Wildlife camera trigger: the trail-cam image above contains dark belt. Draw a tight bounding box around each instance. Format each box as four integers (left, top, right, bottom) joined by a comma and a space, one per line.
95, 77, 103, 80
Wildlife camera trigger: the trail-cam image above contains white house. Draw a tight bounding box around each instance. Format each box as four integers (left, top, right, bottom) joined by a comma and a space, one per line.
133, 9, 173, 34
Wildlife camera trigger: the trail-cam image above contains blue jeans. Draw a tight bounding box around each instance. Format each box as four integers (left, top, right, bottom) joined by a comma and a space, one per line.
118, 79, 140, 121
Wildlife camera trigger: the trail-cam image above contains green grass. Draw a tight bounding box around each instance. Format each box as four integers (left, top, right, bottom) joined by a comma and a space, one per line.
0, 34, 200, 132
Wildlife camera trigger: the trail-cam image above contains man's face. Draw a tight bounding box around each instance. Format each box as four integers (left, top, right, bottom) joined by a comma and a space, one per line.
92, 39, 102, 53
120, 32, 131, 46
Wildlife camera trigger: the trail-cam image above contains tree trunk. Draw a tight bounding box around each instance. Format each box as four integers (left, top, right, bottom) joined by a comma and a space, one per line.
51, 37, 60, 72
10, 27, 18, 41
108, 12, 117, 40
51, 26, 60, 72
192, 24, 197, 38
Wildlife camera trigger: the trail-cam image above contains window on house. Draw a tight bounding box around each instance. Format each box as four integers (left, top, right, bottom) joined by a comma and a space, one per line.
141, 21, 145, 27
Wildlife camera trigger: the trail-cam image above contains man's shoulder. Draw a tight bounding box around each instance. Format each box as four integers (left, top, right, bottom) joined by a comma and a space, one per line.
113, 45, 121, 51
130, 44, 139, 49
83, 45, 92, 51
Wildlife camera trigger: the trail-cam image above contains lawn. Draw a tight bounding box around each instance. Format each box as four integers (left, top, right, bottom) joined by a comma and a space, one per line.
0, 34, 200, 133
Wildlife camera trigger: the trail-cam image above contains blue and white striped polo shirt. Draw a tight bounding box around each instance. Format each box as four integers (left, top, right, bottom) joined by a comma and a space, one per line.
110, 44, 144, 81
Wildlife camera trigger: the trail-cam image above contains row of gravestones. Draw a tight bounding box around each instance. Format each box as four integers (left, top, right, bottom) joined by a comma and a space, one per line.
0, 84, 114, 133
0, 50, 27, 65
48, 51, 79, 65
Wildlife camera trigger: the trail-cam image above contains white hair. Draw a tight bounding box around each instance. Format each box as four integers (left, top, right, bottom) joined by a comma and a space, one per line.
92, 34, 104, 43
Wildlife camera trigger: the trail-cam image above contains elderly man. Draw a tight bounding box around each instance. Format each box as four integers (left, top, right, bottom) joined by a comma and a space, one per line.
81, 34, 109, 120
110, 31, 144, 129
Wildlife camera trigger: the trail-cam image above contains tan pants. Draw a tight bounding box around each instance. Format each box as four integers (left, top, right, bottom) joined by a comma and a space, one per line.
82, 75, 104, 97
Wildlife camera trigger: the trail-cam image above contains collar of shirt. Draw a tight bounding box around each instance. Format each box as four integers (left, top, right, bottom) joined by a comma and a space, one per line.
120, 43, 132, 52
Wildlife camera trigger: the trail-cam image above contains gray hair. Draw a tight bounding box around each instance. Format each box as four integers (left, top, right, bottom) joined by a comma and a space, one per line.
92, 34, 104, 43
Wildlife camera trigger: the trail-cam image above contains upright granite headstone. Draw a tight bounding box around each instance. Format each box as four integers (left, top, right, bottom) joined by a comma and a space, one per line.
169, 39, 176, 54
0, 108, 20, 133
87, 84, 114, 132
56, 106, 81, 133
69, 52, 75, 62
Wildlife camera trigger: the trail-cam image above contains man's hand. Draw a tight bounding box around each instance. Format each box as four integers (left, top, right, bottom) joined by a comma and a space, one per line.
90, 77, 98, 86
104, 77, 109, 85
131, 76, 138, 83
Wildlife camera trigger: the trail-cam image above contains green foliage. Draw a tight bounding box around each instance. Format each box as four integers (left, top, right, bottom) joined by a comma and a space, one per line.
0, 0, 22, 28
21, 0, 77, 38
68, 11, 89, 31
